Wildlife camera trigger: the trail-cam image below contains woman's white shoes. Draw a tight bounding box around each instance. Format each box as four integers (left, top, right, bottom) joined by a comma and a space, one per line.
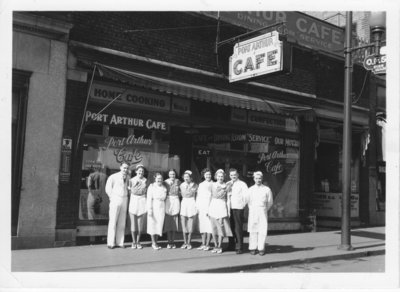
152, 244, 161, 250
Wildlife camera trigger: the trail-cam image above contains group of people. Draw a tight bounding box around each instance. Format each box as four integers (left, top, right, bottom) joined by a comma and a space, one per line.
105, 162, 274, 255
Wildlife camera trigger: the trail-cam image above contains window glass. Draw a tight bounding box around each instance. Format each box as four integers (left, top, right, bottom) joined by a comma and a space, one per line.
192, 128, 300, 219
79, 125, 171, 220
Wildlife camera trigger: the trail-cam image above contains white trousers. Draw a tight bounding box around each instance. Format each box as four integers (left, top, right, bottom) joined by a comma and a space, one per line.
107, 196, 128, 247
249, 231, 268, 251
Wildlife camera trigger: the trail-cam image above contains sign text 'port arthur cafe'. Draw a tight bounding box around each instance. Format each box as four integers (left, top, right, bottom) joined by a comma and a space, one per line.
229, 31, 283, 82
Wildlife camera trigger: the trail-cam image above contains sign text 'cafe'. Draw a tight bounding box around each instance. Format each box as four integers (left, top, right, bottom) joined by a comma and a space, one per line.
229, 31, 283, 82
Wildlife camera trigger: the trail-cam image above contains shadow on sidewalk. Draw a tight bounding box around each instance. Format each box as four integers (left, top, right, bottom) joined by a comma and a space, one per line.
352, 243, 385, 250
266, 244, 314, 253
351, 231, 385, 240
334, 230, 385, 240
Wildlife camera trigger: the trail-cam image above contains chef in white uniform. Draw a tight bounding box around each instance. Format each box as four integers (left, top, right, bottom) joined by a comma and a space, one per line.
247, 171, 274, 256
105, 162, 130, 249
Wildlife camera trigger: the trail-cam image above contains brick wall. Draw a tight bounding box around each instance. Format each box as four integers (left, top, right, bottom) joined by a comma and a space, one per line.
66, 12, 317, 95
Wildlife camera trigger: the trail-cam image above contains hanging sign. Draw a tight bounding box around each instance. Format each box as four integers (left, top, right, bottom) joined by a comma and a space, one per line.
229, 31, 283, 82
363, 54, 386, 75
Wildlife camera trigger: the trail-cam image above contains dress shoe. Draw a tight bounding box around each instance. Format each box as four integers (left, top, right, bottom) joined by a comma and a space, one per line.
236, 249, 243, 254
107, 245, 115, 249
259, 250, 265, 256
249, 249, 257, 255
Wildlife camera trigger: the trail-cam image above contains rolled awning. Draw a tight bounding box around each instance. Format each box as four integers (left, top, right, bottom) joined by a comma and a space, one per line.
94, 62, 313, 115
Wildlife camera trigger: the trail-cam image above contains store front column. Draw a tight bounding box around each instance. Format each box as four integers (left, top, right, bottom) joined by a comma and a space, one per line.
12, 13, 72, 249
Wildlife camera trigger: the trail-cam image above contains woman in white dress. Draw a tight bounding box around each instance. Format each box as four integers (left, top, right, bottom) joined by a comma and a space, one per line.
196, 168, 214, 251
247, 171, 274, 256
163, 169, 181, 249
146, 172, 167, 250
128, 164, 147, 249
179, 170, 198, 250
208, 169, 233, 254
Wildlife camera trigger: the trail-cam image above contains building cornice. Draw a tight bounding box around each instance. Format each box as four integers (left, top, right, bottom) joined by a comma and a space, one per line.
13, 12, 73, 41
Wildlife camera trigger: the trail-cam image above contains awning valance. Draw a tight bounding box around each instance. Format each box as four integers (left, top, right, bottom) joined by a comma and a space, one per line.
93, 62, 313, 115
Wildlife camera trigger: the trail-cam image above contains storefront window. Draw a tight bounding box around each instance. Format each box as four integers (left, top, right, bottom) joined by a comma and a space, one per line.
192, 128, 300, 219
314, 142, 360, 193
79, 124, 173, 220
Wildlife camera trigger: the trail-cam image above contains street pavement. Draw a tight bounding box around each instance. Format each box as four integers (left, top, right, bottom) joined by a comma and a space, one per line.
11, 226, 385, 273
248, 254, 385, 273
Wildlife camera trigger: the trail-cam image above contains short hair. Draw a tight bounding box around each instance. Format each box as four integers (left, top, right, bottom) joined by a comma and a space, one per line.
168, 169, 177, 176
153, 172, 163, 179
253, 171, 263, 178
201, 168, 212, 178
214, 169, 225, 180
120, 162, 130, 167
229, 168, 238, 175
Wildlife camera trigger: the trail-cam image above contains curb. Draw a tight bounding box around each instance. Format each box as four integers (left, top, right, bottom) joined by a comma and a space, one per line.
189, 249, 385, 273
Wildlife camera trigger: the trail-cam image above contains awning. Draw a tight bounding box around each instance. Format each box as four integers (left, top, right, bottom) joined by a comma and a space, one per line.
94, 62, 313, 115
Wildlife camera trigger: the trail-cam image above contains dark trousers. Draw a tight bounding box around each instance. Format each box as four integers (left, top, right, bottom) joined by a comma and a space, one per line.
228, 208, 244, 250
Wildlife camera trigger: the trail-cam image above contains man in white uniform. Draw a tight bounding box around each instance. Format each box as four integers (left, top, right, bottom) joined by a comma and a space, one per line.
105, 162, 129, 249
247, 171, 273, 256
227, 168, 248, 254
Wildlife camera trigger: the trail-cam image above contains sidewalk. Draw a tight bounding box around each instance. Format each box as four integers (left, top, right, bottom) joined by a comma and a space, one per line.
11, 226, 385, 272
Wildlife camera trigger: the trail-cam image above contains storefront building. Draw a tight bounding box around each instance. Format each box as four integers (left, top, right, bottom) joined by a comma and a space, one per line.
12, 11, 385, 248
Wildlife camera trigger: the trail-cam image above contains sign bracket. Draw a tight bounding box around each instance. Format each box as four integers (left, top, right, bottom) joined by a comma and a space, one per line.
216, 21, 286, 48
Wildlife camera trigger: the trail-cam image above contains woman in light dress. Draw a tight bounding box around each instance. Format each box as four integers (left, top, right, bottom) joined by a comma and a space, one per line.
196, 168, 214, 251
247, 171, 274, 256
208, 169, 233, 254
179, 170, 198, 250
128, 164, 147, 249
163, 169, 181, 249
146, 172, 167, 250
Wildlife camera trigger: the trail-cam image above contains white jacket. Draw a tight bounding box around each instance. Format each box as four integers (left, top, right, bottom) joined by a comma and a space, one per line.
105, 172, 129, 199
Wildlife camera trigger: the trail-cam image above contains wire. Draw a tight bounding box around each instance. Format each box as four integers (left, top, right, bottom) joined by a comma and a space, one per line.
352, 70, 370, 104
124, 24, 231, 33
